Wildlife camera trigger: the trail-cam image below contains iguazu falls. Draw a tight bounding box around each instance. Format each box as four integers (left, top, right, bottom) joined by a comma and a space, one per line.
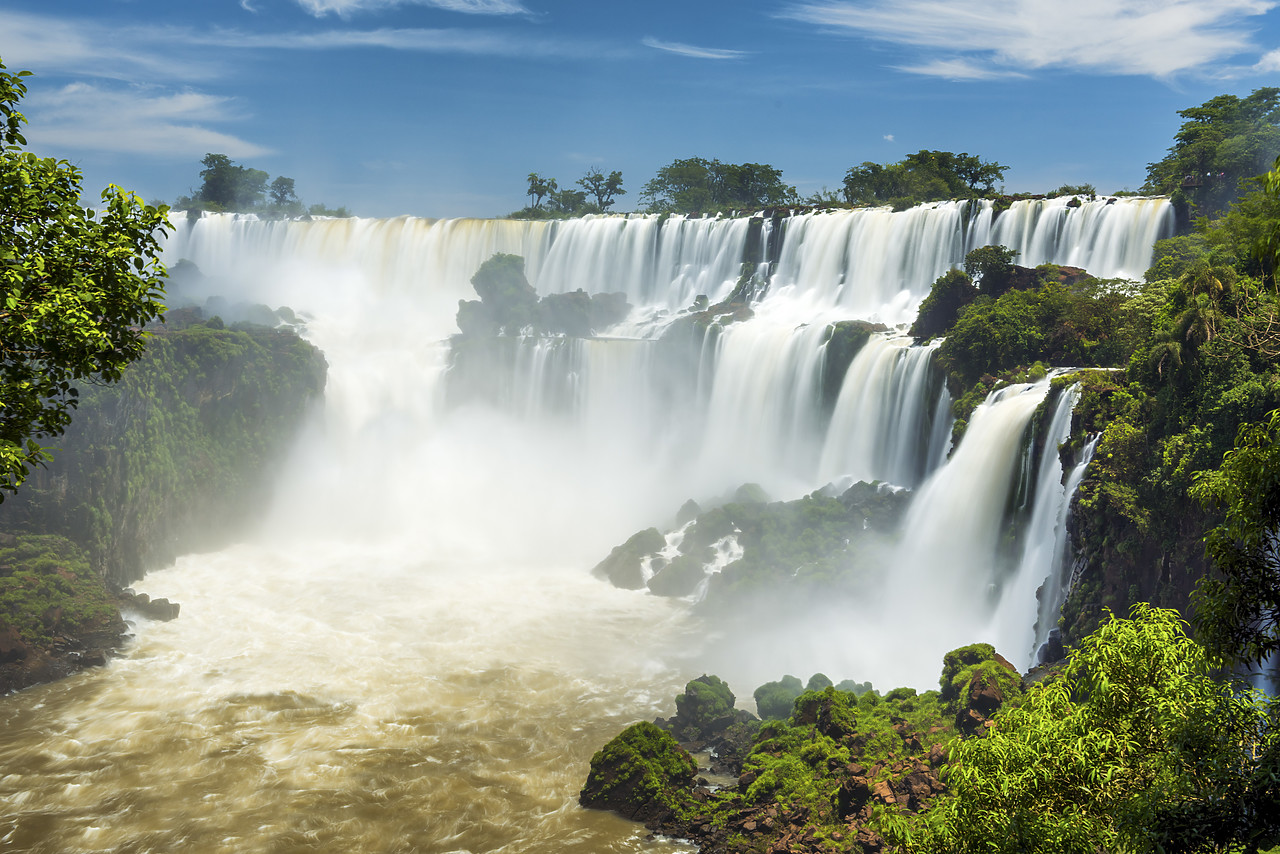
7, 6, 1280, 852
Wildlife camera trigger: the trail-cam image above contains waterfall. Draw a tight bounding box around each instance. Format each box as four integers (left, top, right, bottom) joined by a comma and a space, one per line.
884, 380, 1053, 667
817, 334, 945, 489
982, 196, 1173, 281
153, 197, 1172, 684
987, 384, 1087, 665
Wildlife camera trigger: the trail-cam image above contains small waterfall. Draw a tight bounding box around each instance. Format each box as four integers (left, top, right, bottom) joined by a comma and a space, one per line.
981, 196, 1174, 280
987, 383, 1087, 665
887, 380, 1052, 655
531, 214, 751, 310
1034, 432, 1100, 658
693, 314, 832, 495
817, 335, 945, 489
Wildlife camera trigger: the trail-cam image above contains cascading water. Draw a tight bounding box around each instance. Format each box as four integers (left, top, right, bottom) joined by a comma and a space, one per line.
882, 380, 1054, 673
817, 335, 947, 489
987, 383, 1089, 666
0, 197, 1171, 850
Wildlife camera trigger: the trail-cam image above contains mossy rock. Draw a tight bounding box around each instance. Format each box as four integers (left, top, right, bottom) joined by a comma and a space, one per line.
754, 675, 804, 720
591, 527, 665, 590
647, 551, 709, 598
792, 686, 860, 740
939, 643, 1023, 724
579, 721, 699, 823
672, 674, 736, 740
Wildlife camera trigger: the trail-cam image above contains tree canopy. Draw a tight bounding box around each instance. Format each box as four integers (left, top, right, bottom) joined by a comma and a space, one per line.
0, 60, 169, 497
639, 157, 798, 213
1144, 88, 1280, 220
176, 154, 344, 218
842, 150, 1008, 210
898, 606, 1280, 854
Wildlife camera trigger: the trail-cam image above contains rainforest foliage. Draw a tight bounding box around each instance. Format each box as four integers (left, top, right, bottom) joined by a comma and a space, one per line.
841, 150, 1008, 211
0, 312, 327, 593
0, 59, 170, 498
174, 153, 348, 218
893, 606, 1280, 854
1143, 87, 1280, 221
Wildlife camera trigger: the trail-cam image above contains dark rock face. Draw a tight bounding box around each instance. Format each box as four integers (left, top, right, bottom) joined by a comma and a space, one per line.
119, 589, 181, 622
591, 527, 665, 590
457, 253, 632, 338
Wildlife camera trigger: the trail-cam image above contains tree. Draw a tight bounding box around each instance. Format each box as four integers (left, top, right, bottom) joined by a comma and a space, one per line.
577, 168, 626, 211
640, 157, 797, 213
0, 60, 169, 496
197, 153, 268, 210
842, 150, 1007, 209
269, 176, 297, 208
1191, 408, 1280, 677
964, 244, 1020, 296
910, 268, 978, 340
1143, 88, 1280, 220
897, 605, 1280, 854
526, 172, 554, 210
548, 185, 587, 215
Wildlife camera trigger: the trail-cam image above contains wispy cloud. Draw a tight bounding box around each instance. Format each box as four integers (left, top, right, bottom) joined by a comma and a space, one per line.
0, 10, 608, 73
193, 26, 604, 58
22, 83, 272, 159
896, 58, 1028, 81
780, 0, 1277, 79
642, 36, 748, 60
0, 11, 226, 82
294, 0, 530, 16
883, 134, 895, 142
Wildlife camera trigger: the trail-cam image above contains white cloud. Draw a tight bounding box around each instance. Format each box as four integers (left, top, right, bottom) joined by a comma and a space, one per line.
22, 83, 272, 159
1253, 47, 1280, 71
642, 36, 748, 60
0, 11, 227, 82
883, 133, 895, 141
780, 0, 1277, 78
895, 58, 1028, 80
294, 0, 530, 16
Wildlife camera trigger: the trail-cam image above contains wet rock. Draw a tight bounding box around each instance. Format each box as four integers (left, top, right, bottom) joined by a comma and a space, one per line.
591, 527, 665, 590
580, 721, 698, 825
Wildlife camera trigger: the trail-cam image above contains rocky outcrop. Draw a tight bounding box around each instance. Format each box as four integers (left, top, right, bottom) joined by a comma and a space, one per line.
584, 650, 1026, 854
579, 721, 700, 824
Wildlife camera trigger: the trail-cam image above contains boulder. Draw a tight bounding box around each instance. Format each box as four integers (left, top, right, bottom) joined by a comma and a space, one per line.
580, 721, 698, 824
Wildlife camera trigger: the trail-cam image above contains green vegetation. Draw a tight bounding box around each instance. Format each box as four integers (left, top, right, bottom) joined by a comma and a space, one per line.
0, 534, 116, 647
580, 721, 700, 822
512, 168, 626, 218
175, 152, 348, 218
842, 150, 1007, 210
0, 315, 327, 587
0, 60, 170, 498
1191, 408, 1280, 675
898, 606, 1280, 854
1143, 88, 1280, 220
754, 675, 805, 720
640, 157, 799, 213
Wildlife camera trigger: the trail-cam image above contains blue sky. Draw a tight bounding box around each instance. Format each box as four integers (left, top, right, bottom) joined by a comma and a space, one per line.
4, 0, 1280, 218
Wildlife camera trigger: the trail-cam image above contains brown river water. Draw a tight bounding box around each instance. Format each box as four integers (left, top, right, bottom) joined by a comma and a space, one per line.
0, 543, 698, 853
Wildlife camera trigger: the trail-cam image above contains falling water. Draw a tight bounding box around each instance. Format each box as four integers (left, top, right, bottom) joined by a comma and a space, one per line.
988, 383, 1086, 665
0, 198, 1170, 849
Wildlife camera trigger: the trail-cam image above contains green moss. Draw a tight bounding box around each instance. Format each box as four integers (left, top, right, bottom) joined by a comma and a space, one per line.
674, 674, 736, 737
581, 721, 699, 818
0, 320, 327, 587
754, 675, 804, 720
0, 534, 115, 647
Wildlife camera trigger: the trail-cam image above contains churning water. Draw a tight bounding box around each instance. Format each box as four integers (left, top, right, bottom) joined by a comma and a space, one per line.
0, 199, 1171, 851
